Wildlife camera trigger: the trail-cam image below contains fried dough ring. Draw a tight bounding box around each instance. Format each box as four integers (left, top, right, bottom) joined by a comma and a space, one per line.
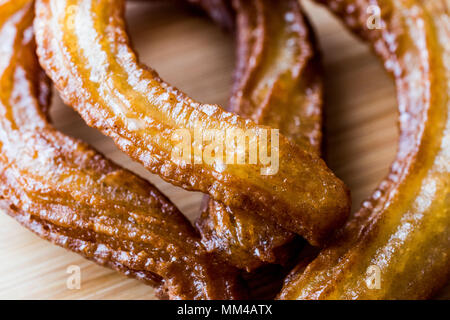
34, 0, 350, 246
0, 0, 244, 300
279, 0, 450, 299
196, 0, 324, 271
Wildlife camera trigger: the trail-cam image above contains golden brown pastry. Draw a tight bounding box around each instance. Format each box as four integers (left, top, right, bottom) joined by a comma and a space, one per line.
34, 0, 350, 246
0, 0, 244, 300
279, 0, 450, 300
197, 0, 324, 271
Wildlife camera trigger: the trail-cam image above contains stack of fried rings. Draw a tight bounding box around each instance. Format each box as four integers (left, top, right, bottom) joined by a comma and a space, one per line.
1, 0, 448, 299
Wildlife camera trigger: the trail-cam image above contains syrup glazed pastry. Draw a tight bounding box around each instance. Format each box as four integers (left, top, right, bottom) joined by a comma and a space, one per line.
34, 0, 351, 246
0, 0, 245, 300
279, 0, 450, 299
3, 0, 446, 301
197, 0, 324, 271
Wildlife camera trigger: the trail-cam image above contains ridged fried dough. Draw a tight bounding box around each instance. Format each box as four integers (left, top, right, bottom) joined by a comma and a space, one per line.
0, 0, 243, 300
197, 0, 323, 271
34, 0, 350, 246
279, 0, 450, 300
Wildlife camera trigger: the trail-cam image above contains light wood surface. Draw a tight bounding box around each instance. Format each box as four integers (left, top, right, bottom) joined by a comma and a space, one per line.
0, 0, 402, 299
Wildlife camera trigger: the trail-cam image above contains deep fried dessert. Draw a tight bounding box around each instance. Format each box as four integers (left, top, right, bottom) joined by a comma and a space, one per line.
279, 0, 450, 299
197, 0, 323, 271
34, 0, 350, 246
0, 0, 244, 300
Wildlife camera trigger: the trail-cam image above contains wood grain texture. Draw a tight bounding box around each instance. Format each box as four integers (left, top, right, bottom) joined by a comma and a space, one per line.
0, 0, 403, 299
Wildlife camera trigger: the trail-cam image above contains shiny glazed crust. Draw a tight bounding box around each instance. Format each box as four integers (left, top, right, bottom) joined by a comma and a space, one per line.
279, 0, 450, 300
197, 0, 324, 271
34, 0, 350, 246
0, 0, 244, 300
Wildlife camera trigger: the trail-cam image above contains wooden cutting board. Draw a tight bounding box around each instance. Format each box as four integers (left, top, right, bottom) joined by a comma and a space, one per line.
0, 0, 402, 299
